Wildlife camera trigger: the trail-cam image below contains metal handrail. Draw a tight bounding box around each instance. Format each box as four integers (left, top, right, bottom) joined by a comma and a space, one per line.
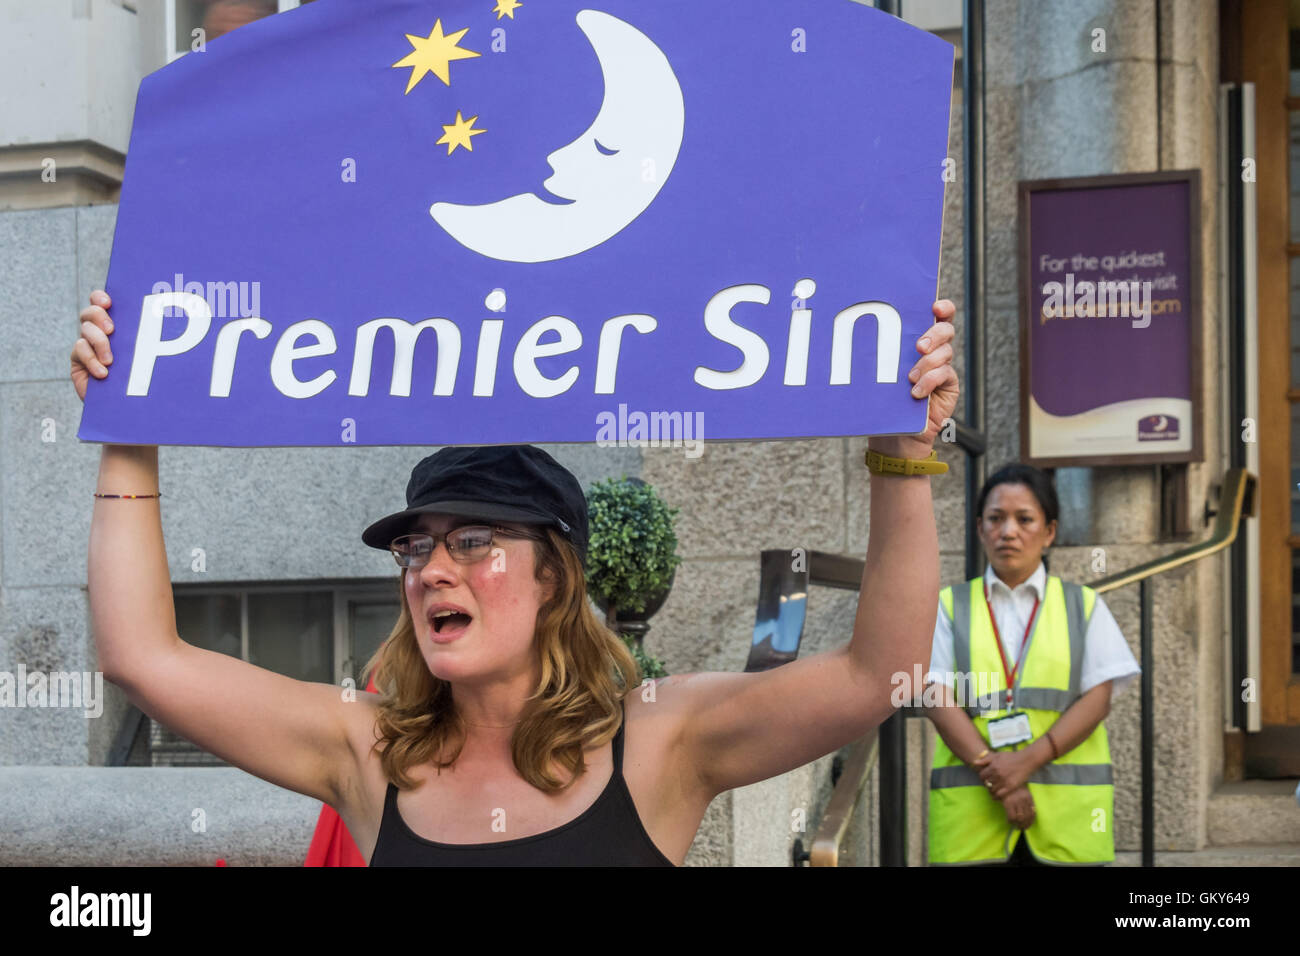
107, 704, 147, 766
1089, 466, 1254, 867
746, 547, 881, 867
1091, 468, 1253, 593
810, 732, 879, 866
744, 549, 866, 673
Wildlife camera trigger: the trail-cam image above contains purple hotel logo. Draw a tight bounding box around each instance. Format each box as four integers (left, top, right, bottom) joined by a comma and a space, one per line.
1137, 414, 1180, 441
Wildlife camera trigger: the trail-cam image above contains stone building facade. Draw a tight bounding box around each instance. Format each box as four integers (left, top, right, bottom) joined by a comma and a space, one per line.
0, 0, 1295, 865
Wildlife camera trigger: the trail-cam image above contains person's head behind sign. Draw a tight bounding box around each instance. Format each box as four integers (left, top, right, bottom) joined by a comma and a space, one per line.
202, 0, 278, 41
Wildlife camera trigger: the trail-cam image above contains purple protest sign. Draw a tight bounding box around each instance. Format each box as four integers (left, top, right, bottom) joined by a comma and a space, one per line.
1018, 170, 1203, 466
78, 0, 953, 449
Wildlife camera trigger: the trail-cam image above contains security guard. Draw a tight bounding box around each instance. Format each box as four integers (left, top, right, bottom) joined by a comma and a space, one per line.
924, 464, 1139, 866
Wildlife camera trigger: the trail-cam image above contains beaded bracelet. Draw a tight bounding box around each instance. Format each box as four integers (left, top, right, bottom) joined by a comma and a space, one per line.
93, 492, 162, 499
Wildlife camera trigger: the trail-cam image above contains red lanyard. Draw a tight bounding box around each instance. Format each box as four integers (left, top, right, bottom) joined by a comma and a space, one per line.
984, 581, 1039, 710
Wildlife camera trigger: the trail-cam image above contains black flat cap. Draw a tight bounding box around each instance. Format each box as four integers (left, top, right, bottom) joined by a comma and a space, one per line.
362, 445, 588, 565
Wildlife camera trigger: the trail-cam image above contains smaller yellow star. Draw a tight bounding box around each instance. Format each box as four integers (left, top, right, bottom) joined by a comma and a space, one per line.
437, 111, 486, 155
493, 0, 523, 20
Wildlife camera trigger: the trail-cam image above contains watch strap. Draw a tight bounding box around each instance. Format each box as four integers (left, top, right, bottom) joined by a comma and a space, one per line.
864, 448, 949, 476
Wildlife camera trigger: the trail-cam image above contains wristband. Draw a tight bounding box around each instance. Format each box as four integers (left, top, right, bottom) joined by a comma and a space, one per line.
1045, 729, 1060, 760
864, 448, 949, 476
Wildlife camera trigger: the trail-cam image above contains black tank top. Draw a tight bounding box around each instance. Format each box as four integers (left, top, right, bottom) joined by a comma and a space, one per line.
369, 704, 675, 866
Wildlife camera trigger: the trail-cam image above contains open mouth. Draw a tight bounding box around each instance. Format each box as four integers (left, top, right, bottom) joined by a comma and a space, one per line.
431, 611, 473, 635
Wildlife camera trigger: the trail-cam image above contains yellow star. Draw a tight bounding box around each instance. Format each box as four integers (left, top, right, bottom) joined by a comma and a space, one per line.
493, 0, 523, 19
437, 111, 486, 155
392, 20, 481, 93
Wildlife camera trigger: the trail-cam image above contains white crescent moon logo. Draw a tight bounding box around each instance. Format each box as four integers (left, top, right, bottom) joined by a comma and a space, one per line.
430, 9, 686, 263
1153, 415, 1168, 431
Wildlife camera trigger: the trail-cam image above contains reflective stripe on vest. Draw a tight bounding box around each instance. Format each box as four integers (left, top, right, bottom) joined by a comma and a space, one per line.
950, 577, 1089, 718
930, 763, 1113, 788
929, 575, 1113, 865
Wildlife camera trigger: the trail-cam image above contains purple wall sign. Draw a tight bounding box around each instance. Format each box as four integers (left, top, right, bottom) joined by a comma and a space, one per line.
77, 0, 953, 449
1018, 171, 1203, 467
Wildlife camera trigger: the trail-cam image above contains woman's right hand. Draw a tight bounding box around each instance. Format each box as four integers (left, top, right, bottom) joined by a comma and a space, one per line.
72, 290, 114, 402
1001, 785, 1036, 830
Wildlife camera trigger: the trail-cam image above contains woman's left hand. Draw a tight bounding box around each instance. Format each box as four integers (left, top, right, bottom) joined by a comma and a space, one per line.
910, 299, 959, 447
867, 299, 960, 459
973, 748, 1034, 800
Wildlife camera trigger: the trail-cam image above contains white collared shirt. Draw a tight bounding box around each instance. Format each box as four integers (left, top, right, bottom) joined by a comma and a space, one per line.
927, 560, 1140, 699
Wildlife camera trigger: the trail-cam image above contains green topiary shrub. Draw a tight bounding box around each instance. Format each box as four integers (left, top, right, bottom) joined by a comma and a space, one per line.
585, 477, 682, 616
585, 477, 680, 680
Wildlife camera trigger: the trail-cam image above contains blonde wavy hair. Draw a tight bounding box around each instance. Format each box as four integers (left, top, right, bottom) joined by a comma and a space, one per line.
361, 526, 642, 793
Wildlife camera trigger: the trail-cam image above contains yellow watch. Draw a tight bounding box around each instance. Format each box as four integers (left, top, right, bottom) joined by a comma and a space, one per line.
864, 448, 949, 476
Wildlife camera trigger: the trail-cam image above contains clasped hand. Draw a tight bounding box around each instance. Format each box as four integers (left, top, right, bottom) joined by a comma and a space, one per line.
972, 749, 1034, 800
972, 750, 1037, 829
1000, 786, 1036, 831
972, 749, 1040, 832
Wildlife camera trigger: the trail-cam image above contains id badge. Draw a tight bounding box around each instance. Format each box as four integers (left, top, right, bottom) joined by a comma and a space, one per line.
986, 711, 1033, 749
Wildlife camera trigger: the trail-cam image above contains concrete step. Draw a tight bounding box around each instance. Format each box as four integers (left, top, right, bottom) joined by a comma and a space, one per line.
1114, 844, 1300, 866
1206, 779, 1300, 846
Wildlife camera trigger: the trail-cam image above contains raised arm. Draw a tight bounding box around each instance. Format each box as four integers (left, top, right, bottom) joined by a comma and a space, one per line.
661, 301, 959, 797
78, 292, 357, 807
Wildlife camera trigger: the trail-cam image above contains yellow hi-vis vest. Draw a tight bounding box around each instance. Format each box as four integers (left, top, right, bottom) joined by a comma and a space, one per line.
928, 575, 1114, 865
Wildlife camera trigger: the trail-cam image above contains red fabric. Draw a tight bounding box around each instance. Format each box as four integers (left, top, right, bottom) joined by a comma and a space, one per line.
304, 803, 367, 867
304, 670, 378, 867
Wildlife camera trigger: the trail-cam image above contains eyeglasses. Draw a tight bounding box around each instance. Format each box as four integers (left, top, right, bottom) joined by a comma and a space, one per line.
389, 525, 545, 568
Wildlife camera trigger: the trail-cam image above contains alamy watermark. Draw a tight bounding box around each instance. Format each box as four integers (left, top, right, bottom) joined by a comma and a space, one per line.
1039, 272, 1163, 329
49, 886, 150, 935
1037, 253, 1183, 329
0, 666, 104, 718
596, 403, 705, 459
890, 664, 1004, 711
151, 273, 260, 319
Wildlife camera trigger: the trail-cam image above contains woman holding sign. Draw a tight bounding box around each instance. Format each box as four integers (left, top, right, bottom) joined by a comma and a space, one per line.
73, 289, 958, 867
924, 464, 1139, 866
